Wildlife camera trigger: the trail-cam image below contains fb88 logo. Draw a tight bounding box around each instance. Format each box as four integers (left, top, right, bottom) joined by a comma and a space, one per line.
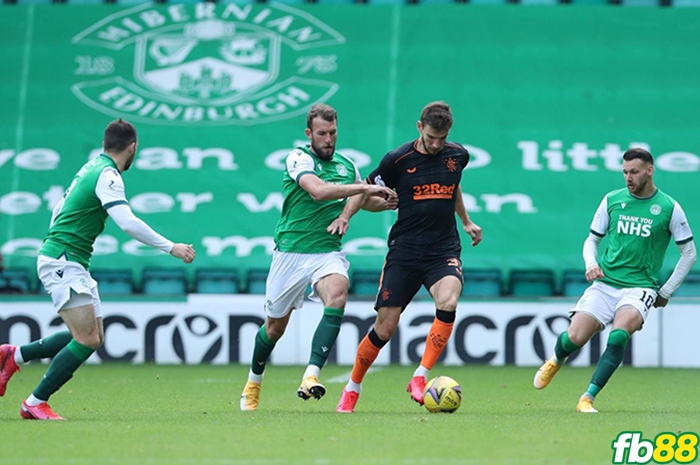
612, 432, 699, 464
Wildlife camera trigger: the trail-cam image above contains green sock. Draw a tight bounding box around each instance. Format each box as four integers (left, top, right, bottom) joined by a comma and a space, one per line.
586, 383, 601, 398
33, 339, 94, 401
250, 326, 276, 376
554, 331, 581, 363
587, 329, 630, 398
20, 331, 72, 362
308, 307, 344, 369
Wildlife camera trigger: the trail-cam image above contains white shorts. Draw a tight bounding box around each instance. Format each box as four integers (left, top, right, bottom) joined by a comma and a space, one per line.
570, 281, 656, 328
264, 250, 350, 318
37, 255, 102, 317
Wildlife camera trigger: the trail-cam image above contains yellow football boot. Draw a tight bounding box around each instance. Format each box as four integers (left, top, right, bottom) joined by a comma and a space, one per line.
297, 375, 326, 400
533, 357, 562, 390
240, 380, 261, 411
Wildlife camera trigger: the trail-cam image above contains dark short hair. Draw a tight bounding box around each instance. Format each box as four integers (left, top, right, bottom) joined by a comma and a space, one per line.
306, 104, 337, 130
103, 119, 137, 153
420, 101, 453, 132
623, 147, 654, 165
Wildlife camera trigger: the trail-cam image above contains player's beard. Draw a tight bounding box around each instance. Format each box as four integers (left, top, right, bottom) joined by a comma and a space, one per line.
627, 176, 648, 195
311, 141, 335, 160
123, 149, 136, 172
420, 135, 443, 155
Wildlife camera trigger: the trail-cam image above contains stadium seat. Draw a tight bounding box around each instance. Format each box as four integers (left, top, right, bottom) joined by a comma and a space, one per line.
92, 269, 135, 296
417, 0, 456, 4
520, 0, 559, 4
195, 268, 241, 294
569, 0, 608, 4
619, 0, 658, 5
509, 269, 556, 297
369, 0, 408, 5
673, 0, 700, 6
142, 268, 188, 296
0, 268, 31, 294
247, 268, 268, 295
352, 270, 380, 298
462, 268, 503, 298
672, 270, 700, 297
561, 269, 589, 298
467, 0, 508, 4
15, 0, 52, 4
117, 0, 153, 4
316, 0, 358, 4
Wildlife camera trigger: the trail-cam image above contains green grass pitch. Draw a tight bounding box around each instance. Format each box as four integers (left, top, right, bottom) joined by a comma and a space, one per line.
2, 364, 699, 465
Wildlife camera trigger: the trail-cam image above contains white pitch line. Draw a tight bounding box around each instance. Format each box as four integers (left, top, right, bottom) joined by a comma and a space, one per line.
326, 367, 383, 384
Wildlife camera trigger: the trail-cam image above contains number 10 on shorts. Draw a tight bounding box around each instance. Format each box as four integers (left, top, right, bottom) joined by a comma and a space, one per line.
612, 432, 699, 464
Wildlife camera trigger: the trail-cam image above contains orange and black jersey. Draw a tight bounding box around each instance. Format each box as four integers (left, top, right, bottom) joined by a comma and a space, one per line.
367, 140, 469, 257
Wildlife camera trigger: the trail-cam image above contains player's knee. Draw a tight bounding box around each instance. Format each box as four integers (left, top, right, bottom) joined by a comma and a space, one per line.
324, 294, 347, 310
607, 328, 630, 348
374, 320, 398, 341
567, 329, 591, 347
266, 324, 286, 340
374, 327, 395, 341
435, 295, 458, 311
75, 333, 102, 350
435, 297, 459, 312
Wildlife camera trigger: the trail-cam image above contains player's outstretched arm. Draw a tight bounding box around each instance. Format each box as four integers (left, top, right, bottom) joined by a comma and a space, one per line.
299, 174, 395, 202
362, 191, 398, 212
108, 204, 195, 263
656, 239, 697, 307
657, 204, 698, 306
455, 186, 482, 246
327, 181, 397, 235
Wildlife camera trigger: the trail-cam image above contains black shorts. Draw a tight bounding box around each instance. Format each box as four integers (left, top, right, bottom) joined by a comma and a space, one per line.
374, 250, 463, 310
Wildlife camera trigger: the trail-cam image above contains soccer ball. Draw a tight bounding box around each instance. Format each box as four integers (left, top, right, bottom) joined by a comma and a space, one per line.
423, 376, 462, 413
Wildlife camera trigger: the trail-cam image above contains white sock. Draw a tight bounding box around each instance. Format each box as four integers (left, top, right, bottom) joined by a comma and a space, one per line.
345, 380, 361, 393
413, 365, 429, 379
248, 370, 263, 384
25, 394, 45, 407
302, 365, 320, 380
553, 354, 566, 365
14, 347, 24, 365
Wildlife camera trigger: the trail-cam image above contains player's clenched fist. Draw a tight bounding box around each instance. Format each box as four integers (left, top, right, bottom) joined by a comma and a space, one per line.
365, 184, 397, 200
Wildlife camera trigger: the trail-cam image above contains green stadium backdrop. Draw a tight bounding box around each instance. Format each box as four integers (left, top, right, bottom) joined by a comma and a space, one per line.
1, 4, 699, 281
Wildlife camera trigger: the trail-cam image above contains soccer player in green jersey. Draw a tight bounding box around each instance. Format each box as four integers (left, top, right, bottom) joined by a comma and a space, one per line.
533, 148, 697, 413
0, 119, 196, 420
239, 104, 397, 411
